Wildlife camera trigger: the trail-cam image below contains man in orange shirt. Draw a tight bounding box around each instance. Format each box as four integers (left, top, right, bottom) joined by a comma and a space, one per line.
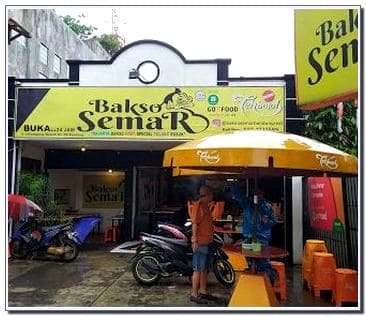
190, 185, 217, 304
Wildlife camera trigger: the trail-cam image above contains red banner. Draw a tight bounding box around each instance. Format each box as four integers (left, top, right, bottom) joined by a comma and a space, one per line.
308, 177, 339, 231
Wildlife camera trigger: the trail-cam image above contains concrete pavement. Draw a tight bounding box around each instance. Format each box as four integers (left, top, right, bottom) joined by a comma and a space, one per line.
7, 238, 335, 310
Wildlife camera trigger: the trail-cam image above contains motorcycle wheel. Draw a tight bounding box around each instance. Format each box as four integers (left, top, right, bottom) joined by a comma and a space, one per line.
60, 237, 79, 262
213, 258, 235, 288
132, 253, 161, 285
10, 240, 28, 259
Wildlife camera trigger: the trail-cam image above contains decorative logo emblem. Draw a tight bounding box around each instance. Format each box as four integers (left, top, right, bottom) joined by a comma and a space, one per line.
262, 89, 275, 102
208, 94, 219, 105
195, 91, 206, 101
316, 154, 338, 170
212, 119, 222, 127
232, 94, 282, 117
197, 150, 220, 164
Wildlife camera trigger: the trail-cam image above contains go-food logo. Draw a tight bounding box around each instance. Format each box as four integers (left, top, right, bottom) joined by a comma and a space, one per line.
208, 94, 219, 105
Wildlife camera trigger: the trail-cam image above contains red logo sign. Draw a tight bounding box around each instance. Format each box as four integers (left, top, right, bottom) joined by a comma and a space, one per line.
262, 89, 275, 102
308, 177, 337, 231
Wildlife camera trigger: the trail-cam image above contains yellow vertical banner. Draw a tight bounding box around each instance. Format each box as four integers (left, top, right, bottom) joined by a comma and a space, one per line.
295, 9, 358, 110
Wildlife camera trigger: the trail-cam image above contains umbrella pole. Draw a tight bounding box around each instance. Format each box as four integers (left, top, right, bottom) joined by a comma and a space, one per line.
252, 171, 258, 243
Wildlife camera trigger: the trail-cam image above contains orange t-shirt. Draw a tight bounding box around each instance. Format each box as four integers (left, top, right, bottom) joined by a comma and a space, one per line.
189, 201, 214, 245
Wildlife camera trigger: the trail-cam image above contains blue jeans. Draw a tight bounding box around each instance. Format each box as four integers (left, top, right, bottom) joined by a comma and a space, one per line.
192, 245, 213, 272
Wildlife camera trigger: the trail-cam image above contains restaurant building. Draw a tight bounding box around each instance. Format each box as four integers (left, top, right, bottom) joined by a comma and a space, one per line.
9, 39, 307, 261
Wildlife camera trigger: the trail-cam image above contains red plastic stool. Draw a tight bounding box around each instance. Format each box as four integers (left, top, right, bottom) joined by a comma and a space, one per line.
270, 261, 287, 300
310, 252, 336, 298
334, 268, 358, 306
112, 226, 120, 242
104, 226, 119, 243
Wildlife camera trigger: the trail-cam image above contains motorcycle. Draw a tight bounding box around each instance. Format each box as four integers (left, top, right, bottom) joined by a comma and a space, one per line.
131, 230, 235, 288
10, 215, 101, 262
154, 221, 191, 240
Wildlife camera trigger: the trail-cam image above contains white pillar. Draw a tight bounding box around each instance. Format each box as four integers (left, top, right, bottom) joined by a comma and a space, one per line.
10, 141, 17, 194
131, 166, 137, 240
292, 177, 303, 264
15, 141, 22, 193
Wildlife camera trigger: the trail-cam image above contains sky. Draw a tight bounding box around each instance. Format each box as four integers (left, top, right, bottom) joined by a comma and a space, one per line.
54, 6, 296, 77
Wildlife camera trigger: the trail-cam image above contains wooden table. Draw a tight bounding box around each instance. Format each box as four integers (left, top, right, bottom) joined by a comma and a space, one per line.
214, 226, 242, 245
242, 245, 289, 273
214, 226, 241, 235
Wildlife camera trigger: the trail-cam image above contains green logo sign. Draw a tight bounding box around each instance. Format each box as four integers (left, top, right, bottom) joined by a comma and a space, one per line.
208, 94, 219, 105
332, 218, 345, 234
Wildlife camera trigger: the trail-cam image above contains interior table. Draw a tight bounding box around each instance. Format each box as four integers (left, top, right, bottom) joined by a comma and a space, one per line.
242, 245, 289, 273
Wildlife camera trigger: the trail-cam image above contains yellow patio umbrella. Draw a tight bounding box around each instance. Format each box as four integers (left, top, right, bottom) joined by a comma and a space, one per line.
172, 167, 237, 177
163, 130, 357, 242
163, 130, 357, 177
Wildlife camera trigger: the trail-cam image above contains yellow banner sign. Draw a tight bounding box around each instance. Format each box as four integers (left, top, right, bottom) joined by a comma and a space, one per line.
295, 9, 358, 110
15, 86, 284, 139
82, 175, 124, 209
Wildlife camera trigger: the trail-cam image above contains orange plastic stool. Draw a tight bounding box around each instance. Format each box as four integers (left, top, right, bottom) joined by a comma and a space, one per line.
270, 261, 287, 300
310, 252, 336, 298
334, 268, 358, 306
302, 240, 328, 289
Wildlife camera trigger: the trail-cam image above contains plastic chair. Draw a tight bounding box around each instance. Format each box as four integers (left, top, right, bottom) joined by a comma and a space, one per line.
212, 201, 225, 220
104, 226, 119, 243
310, 252, 336, 297
270, 261, 287, 300
302, 239, 328, 289
334, 268, 358, 306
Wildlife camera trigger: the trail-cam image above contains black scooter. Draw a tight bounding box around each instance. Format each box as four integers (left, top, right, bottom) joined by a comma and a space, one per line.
131, 231, 235, 288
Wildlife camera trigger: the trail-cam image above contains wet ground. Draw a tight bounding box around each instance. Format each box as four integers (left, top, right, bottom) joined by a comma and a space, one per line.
7, 236, 346, 311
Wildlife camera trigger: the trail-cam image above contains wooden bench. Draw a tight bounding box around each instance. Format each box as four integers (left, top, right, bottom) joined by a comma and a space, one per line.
228, 272, 279, 307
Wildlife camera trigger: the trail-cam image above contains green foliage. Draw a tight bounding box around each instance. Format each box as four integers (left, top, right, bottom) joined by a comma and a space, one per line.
61, 15, 97, 39
303, 101, 358, 156
94, 33, 124, 55
18, 172, 64, 220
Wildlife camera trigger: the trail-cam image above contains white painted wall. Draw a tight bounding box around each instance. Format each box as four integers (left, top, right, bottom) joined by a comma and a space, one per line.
49, 169, 125, 232
292, 177, 303, 264
79, 43, 218, 86
22, 143, 45, 169
228, 80, 285, 87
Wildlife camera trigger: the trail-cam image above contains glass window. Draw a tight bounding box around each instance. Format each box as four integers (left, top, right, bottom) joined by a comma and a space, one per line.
38, 72, 47, 79
39, 43, 48, 65
53, 54, 61, 74
11, 30, 26, 47
17, 35, 26, 47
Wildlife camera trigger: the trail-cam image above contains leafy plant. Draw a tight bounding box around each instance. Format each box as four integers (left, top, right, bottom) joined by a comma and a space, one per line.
302, 100, 358, 156
18, 172, 63, 220
61, 15, 97, 40
93, 33, 124, 55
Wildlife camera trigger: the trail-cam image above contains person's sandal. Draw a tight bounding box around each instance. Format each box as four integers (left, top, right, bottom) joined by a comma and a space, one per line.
190, 295, 208, 304
199, 293, 219, 301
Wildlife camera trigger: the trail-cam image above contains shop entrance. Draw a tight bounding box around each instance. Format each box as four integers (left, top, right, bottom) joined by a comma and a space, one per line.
132, 166, 187, 239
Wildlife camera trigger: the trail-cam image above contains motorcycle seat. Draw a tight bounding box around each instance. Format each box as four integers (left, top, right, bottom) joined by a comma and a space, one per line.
41, 224, 70, 232
142, 232, 189, 248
